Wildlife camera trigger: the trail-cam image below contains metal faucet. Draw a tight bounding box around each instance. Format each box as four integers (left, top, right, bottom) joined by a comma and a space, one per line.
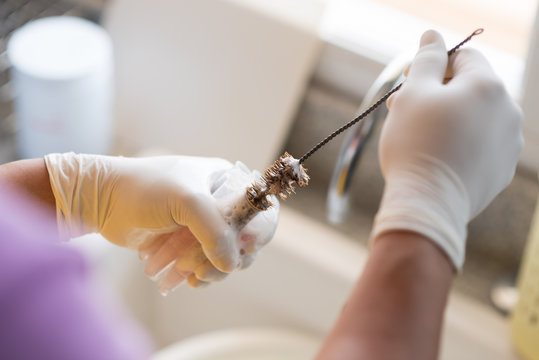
327, 53, 411, 224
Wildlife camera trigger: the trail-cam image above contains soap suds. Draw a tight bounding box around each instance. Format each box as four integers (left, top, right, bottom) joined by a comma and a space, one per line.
246, 152, 309, 211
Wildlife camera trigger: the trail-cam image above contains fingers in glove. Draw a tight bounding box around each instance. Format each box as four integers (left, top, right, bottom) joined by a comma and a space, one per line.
144, 227, 199, 279
407, 30, 448, 85
194, 259, 228, 282
173, 242, 208, 271
175, 194, 239, 273
138, 235, 167, 261
187, 273, 209, 288
155, 239, 209, 293
146, 260, 177, 282
447, 47, 498, 87
157, 267, 189, 296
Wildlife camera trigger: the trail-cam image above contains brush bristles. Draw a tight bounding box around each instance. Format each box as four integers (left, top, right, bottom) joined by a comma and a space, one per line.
246, 152, 310, 211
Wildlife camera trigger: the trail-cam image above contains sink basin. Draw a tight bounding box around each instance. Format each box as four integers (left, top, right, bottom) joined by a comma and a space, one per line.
152, 327, 320, 360
73, 206, 521, 359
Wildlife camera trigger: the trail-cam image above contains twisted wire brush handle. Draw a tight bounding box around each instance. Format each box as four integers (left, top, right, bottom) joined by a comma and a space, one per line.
298, 28, 484, 164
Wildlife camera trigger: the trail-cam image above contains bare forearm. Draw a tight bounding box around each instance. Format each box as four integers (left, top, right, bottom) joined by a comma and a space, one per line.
316, 231, 453, 360
0, 159, 55, 208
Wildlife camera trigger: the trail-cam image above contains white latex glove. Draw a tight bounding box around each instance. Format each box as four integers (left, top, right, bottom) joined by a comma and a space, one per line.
371, 30, 523, 270
136, 162, 279, 292
45, 153, 279, 291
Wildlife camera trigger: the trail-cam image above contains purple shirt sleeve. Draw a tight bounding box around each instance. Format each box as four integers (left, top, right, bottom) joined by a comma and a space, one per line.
0, 185, 152, 360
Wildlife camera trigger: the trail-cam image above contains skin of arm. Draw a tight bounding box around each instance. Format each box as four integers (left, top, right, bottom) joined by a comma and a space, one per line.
0, 158, 55, 208
316, 230, 454, 360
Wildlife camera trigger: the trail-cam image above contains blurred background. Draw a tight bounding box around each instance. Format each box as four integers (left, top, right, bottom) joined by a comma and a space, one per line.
1, 0, 539, 359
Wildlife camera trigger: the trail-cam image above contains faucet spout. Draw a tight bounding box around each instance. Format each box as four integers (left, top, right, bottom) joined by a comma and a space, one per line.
327, 53, 411, 224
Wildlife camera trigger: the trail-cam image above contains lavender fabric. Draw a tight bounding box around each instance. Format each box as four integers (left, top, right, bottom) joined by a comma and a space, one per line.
0, 185, 152, 360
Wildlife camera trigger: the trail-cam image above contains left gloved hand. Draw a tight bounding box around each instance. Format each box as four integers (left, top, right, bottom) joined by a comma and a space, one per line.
45, 153, 279, 292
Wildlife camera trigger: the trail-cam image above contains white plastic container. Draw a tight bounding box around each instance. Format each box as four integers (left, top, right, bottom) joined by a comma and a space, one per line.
7, 16, 114, 158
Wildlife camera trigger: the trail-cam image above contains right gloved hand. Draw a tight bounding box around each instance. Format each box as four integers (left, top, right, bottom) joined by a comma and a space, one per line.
371, 30, 523, 270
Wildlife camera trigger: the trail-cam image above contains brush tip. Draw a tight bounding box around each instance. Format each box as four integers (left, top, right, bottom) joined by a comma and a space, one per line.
246, 152, 309, 210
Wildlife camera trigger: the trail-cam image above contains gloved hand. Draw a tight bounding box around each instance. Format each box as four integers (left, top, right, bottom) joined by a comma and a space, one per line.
45, 153, 279, 292
135, 161, 279, 292
371, 30, 523, 270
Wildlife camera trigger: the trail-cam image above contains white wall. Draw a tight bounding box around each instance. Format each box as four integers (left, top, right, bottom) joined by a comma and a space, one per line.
104, 0, 323, 170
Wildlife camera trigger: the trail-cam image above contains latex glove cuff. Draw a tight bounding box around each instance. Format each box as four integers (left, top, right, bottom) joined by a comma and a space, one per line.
370, 155, 470, 270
